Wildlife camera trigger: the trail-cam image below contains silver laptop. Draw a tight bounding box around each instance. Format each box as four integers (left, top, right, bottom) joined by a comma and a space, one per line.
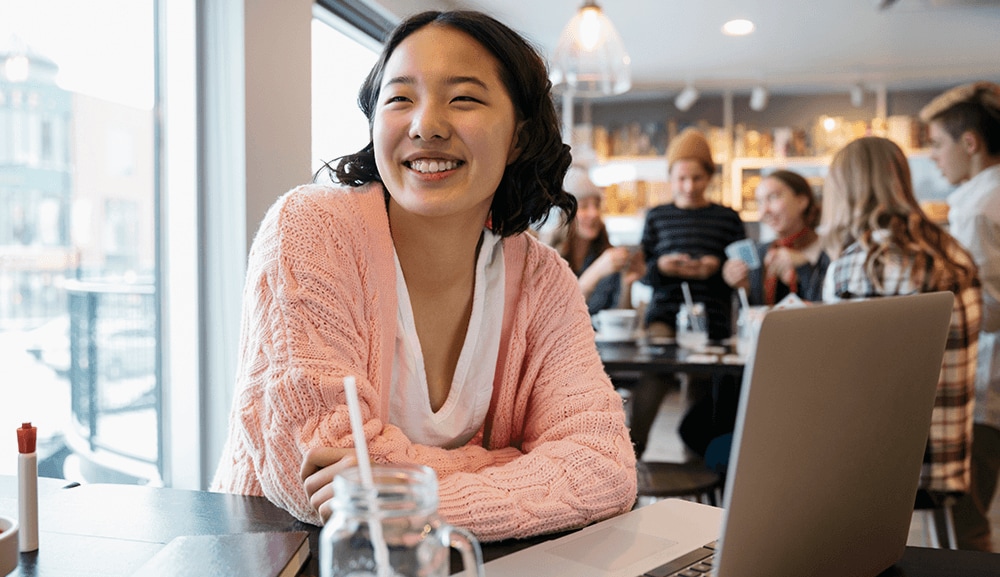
484, 292, 954, 577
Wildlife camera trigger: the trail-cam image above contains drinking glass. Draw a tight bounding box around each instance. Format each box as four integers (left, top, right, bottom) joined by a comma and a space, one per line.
676, 303, 709, 351
736, 306, 768, 359
320, 464, 484, 577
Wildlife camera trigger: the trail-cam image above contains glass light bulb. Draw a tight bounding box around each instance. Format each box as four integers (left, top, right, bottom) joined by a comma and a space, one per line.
578, 7, 602, 51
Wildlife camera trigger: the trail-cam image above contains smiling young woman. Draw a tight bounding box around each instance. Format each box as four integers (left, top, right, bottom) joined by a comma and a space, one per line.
211, 10, 637, 543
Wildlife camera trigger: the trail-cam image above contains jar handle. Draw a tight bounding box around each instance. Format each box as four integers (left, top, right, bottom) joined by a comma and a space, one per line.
446, 525, 484, 577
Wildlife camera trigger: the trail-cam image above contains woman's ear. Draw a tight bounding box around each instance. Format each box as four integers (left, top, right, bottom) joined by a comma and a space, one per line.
506, 120, 528, 165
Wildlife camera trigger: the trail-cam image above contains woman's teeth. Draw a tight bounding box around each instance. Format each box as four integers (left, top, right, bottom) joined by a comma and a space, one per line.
409, 159, 459, 174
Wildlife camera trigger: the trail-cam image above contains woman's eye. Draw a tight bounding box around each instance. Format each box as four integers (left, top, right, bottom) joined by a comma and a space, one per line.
452, 95, 483, 104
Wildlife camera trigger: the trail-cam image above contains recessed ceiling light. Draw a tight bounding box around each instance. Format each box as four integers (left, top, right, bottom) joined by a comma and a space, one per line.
722, 19, 755, 36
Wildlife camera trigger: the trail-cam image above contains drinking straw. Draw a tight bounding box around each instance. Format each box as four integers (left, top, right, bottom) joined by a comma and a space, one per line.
681, 282, 695, 310
343, 375, 392, 577
738, 287, 751, 312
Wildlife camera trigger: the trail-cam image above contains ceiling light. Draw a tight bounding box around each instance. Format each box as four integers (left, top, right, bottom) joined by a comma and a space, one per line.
722, 19, 755, 36
675, 85, 700, 111
749, 85, 769, 111
550, 1, 632, 97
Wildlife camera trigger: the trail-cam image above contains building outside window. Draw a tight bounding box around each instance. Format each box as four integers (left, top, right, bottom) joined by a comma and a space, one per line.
1, 0, 383, 487
0, 0, 159, 484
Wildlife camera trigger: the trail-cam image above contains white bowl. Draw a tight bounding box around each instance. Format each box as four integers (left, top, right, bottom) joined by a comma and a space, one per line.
0, 515, 18, 576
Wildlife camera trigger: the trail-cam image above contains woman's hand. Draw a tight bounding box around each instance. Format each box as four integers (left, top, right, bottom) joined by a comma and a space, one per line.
722, 258, 750, 290
580, 246, 633, 298
301, 447, 357, 523
592, 246, 631, 278
622, 250, 646, 285
764, 247, 807, 286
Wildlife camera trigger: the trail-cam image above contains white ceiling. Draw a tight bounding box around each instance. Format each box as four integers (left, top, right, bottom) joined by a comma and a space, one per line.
371, 0, 1000, 99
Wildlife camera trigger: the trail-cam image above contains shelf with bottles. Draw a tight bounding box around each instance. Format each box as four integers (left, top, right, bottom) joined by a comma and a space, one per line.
579, 113, 941, 221
729, 149, 953, 224
729, 156, 831, 221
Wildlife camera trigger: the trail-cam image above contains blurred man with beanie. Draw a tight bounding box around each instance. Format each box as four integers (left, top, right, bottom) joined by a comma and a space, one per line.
631, 128, 746, 460
922, 81, 1000, 551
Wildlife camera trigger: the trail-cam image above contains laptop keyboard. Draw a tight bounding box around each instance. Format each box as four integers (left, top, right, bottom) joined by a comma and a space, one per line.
641, 541, 717, 577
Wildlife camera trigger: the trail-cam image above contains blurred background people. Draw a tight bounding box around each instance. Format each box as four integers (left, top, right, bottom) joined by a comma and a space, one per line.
723, 169, 829, 305
546, 165, 645, 315
640, 128, 746, 340
921, 80, 1000, 551
633, 128, 747, 460
821, 136, 981, 523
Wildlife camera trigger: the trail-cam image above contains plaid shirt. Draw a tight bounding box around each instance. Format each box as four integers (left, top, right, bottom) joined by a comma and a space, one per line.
823, 238, 982, 494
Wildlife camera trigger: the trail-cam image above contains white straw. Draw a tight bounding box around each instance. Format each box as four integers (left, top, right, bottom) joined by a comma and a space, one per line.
681, 282, 695, 310
738, 287, 751, 312
342, 375, 392, 577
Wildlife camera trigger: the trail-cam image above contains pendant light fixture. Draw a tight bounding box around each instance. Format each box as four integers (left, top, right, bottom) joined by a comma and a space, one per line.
550, 1, 631, 97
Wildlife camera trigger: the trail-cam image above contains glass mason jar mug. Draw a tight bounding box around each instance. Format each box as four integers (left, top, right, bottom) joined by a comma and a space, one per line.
736, 306, 768, 359
676, 302, 709, 351
320, 463, 484, 577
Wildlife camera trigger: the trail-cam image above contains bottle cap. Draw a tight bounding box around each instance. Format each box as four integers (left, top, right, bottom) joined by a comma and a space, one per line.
17, 422, 37, 454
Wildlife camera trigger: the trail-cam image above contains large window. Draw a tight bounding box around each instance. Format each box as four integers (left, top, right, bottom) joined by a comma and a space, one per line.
312, 8, 380, 173
1, 0, 161, 484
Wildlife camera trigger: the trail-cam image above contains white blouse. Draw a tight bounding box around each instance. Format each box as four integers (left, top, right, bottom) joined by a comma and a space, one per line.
388, 230, 504, 448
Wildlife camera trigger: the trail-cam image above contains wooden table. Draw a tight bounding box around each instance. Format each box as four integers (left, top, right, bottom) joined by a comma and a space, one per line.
2, 477, 1000, 576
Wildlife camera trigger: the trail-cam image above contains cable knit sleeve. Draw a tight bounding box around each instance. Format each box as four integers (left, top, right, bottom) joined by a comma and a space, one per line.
434, 236, 637, 541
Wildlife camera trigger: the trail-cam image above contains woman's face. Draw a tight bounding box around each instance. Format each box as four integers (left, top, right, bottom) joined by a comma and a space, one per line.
756, 176, 809, 238
574, 196, 603, 241
670, 160, 711, 208
373, 24, 521, 224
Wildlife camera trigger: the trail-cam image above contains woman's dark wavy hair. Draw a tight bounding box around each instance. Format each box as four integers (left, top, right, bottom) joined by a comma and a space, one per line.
319, 10, 575, 237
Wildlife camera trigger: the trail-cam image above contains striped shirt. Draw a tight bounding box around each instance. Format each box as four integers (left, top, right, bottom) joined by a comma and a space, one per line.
823, 237, 982, 494
640, 203, 746, 340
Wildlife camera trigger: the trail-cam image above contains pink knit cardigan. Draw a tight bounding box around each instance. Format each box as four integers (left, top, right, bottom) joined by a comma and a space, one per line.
211, 183, 637, 541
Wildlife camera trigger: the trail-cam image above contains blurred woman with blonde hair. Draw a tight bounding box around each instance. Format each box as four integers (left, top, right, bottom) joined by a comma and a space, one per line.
822, 135, 982, 499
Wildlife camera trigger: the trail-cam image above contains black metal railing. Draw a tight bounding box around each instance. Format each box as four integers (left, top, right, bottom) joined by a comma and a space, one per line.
66, 280, 158, 474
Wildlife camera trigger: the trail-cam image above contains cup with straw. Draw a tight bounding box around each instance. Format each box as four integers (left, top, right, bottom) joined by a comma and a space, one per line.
342, 375, 393, 577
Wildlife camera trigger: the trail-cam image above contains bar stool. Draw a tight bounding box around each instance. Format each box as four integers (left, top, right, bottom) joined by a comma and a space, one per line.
635, 460, 723, 507
914, 490, 960, 549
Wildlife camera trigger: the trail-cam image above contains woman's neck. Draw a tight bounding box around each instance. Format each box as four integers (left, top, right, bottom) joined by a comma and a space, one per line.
388, 202, 485, 290
777, 223, 807, 240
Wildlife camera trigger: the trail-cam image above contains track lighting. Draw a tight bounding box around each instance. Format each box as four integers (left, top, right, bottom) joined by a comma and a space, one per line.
674, 85, 700, 111
850, 84, 865, 107
749, 85, 769, 111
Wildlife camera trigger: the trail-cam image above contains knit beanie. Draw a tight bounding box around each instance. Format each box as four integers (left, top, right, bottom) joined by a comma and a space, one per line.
667, 128, 715, 176
919, 81, 1000, 123
563, 164, 602, 200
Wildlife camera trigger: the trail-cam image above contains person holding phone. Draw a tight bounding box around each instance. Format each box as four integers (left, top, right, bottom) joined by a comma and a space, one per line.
632, 128, 746, 460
